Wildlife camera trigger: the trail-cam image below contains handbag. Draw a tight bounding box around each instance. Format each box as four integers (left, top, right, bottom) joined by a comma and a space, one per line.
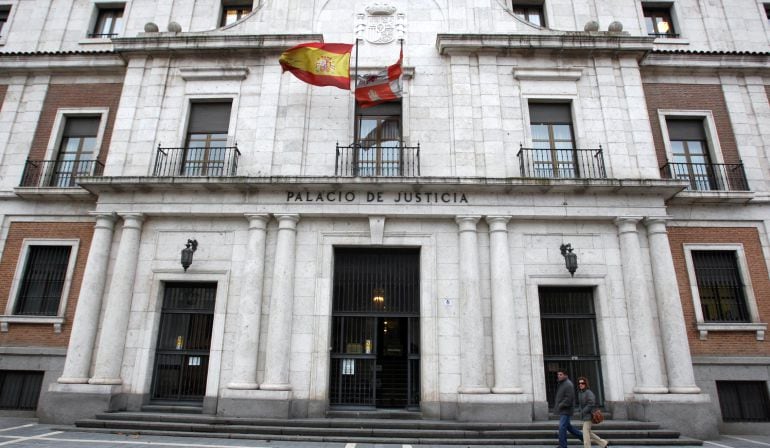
591, 408, 604, 424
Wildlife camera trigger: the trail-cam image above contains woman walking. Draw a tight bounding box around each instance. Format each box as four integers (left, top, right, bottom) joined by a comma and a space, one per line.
577, 376, 609, 448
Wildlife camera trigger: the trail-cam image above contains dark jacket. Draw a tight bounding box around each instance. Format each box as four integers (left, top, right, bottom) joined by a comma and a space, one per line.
554, 378, 575, 415
578, 388, 596, 421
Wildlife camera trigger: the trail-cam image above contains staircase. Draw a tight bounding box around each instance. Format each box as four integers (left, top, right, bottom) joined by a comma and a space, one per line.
70, 411, 703, 445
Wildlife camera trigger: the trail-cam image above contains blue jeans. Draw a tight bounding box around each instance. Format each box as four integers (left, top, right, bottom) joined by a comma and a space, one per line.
558, 414, 583, 448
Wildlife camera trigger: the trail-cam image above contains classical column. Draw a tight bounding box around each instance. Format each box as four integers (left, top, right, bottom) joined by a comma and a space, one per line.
615, 217, 668, 394
486, 216, 522, 393
228, 214, 270, 390
456, 216, 489, 394
89, 213, 145, 385
260, 214, 300, 391
58, 212, 116, 384
645, 218, 701, 393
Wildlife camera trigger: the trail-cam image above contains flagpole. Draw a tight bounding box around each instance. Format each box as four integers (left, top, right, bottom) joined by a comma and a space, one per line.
354, 38, 360, 93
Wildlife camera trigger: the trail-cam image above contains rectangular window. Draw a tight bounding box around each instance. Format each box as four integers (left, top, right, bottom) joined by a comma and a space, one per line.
13, 246, 72, 316
691, 250, 749, 323
0, 371, 44, 411
765, 3, 770, 24
643, 5, 677, 37
666, 118, 716, 191
221, 0, 252, 27
528, 102, 576, 178
0, 5, 10, 36
512, 2, 545, 26
184, 101, 232, 176
51, 116, 100, 187
91, 5, 124, 38
355, 101, 402, 177
717, 381, 770, 422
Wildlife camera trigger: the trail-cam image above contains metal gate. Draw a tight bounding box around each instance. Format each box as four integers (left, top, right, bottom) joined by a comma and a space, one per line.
540, 286, 604, 409
150, 282, 216, 402
329, 248, 420, 409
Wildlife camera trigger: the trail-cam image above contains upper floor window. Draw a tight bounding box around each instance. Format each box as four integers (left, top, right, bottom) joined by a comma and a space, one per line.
355, 101, 402, 177
0, 5, 10, 37
691, 250, 750, 323
765, 3, 770, 25
666, 118, 714, 190
90, 4, 124, 38
512, 1, 545, 26
528, 102, 576, 178
51, 116, 100, 187
221, 0, 252, 27
643, 4, 678, 37
184, 101, 232, 176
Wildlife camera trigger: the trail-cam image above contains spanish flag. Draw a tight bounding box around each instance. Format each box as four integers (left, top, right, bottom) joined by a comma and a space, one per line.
279, 43, 354, 90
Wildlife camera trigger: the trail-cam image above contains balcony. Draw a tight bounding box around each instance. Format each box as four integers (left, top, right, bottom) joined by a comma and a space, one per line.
517, 147, 607, 179
335, 143, 420, 177
153, 145, 241, 177
660, 162, 749, 192
19, 159, 104, 188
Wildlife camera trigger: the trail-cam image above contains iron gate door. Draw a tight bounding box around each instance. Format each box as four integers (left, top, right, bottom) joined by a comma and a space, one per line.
151, 282, 216, 402
540, 286, 604, 409
330, 248, 420, 409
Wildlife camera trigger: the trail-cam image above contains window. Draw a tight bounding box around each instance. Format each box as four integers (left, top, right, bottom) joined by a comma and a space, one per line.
221, 0, 252, 27
528, 102, 576, 178
717, 381, 770, 422
0, 5, 10, 37
691, 250, 749, 322
0, 371, 44, 411
355, 101, 402, 176
512, 2, 545, 26
51, 116, 100, 187
765, 4, 770, 25
13, 245, 72, 316
666, 118, 715, 191
184, 101, 232, 176
643, 5, 677, 37
90, 5, 124, 38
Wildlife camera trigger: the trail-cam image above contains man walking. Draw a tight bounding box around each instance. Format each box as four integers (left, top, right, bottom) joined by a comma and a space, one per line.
554, 369, 583, 448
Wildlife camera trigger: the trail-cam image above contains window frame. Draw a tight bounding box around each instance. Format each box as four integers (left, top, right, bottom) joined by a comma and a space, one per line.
220, 0, 253, 27
642, 3, 678, 37
354, 105, 403, 177
658, 110, 725, 160
717, 380, 770, 422
525, 101, 579, 178
91, 5, 124, 38
0, 1, 17, 46
1, 239, 80, 333
683, 243, 767, 340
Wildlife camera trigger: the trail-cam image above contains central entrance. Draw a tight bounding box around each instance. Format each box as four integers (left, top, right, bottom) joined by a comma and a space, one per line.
329, 247, 420, 409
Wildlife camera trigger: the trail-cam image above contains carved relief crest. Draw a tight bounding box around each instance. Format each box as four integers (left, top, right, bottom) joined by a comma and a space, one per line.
355, 3, 406, 44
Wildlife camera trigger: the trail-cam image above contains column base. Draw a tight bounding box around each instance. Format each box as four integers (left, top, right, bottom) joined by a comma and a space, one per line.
260, 383, 292, 391
88, 377, 123, 385
39, 383, 125, 424
57, 376, 90, 384
227, 382, 259, 390
491, 386, 523, 394
626, 393, 718, 439
457, 392, 532, 422
457, 385, 490, 394
668, 385, 702, 394
219, 389, 292, 418
633, 386, 669, 394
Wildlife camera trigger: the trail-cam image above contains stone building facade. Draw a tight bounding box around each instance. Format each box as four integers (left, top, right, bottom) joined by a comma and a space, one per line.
0, 0, 769, 439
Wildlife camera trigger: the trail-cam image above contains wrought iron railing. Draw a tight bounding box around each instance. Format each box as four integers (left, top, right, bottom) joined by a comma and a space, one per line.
153, 145, 240, 177
20, 159, 104, 187
660, 162, 749, 192
648, 32, 680, 38
517, 146, 607, 179
87, 33, 118, 38
335, 143, 420, 177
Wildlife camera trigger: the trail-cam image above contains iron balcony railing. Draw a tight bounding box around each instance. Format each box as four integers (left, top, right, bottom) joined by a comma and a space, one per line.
648, 32, 680, 38
335, 143, 420, 177
153, 145, 240, 177
660, 162, 749, 192
87, 33, 118, 38
20, 159, 104, 188
517, 146, 607, 179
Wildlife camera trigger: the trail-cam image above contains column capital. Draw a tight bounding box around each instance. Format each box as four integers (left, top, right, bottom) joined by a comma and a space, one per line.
274, 214, 300, 229
118, 213, 145, 229
245, 214, 270, 229
485, 216, 511, 232
644, 217, 671, 234
615, 217, 641, 234
455, 215, 481, 231
88, 212, 117, 230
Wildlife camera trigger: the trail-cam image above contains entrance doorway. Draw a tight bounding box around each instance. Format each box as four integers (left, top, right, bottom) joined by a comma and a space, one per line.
150, 282, 216, 402
329, 248, 420, 409
540, 286, 604, 409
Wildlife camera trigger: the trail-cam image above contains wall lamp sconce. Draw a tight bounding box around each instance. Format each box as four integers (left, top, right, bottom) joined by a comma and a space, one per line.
181, 239, 198, 272
372, 288, 385, 306
560, 243, 578, 277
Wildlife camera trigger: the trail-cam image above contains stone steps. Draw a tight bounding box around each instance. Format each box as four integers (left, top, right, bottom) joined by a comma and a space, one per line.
67, 412, 703, 445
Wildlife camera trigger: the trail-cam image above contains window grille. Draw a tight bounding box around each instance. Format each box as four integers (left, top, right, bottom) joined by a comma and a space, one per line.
0, 371, 44, 410
692, 250, 749, 322
717, 381, 770, 422
14, 246, 71, 316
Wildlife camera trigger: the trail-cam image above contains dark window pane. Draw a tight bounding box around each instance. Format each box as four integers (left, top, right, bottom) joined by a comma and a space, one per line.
512, 3, 544, 26
717, 381, 770, 422
643, 6, 676, 36
692, 250, 749, 322
0, 6, 11, 36
14, 246, 71, 316
0, 371, 44, 410
221, 1, 253, 26
93, 7, 124, 36
355, 101, 403, 177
